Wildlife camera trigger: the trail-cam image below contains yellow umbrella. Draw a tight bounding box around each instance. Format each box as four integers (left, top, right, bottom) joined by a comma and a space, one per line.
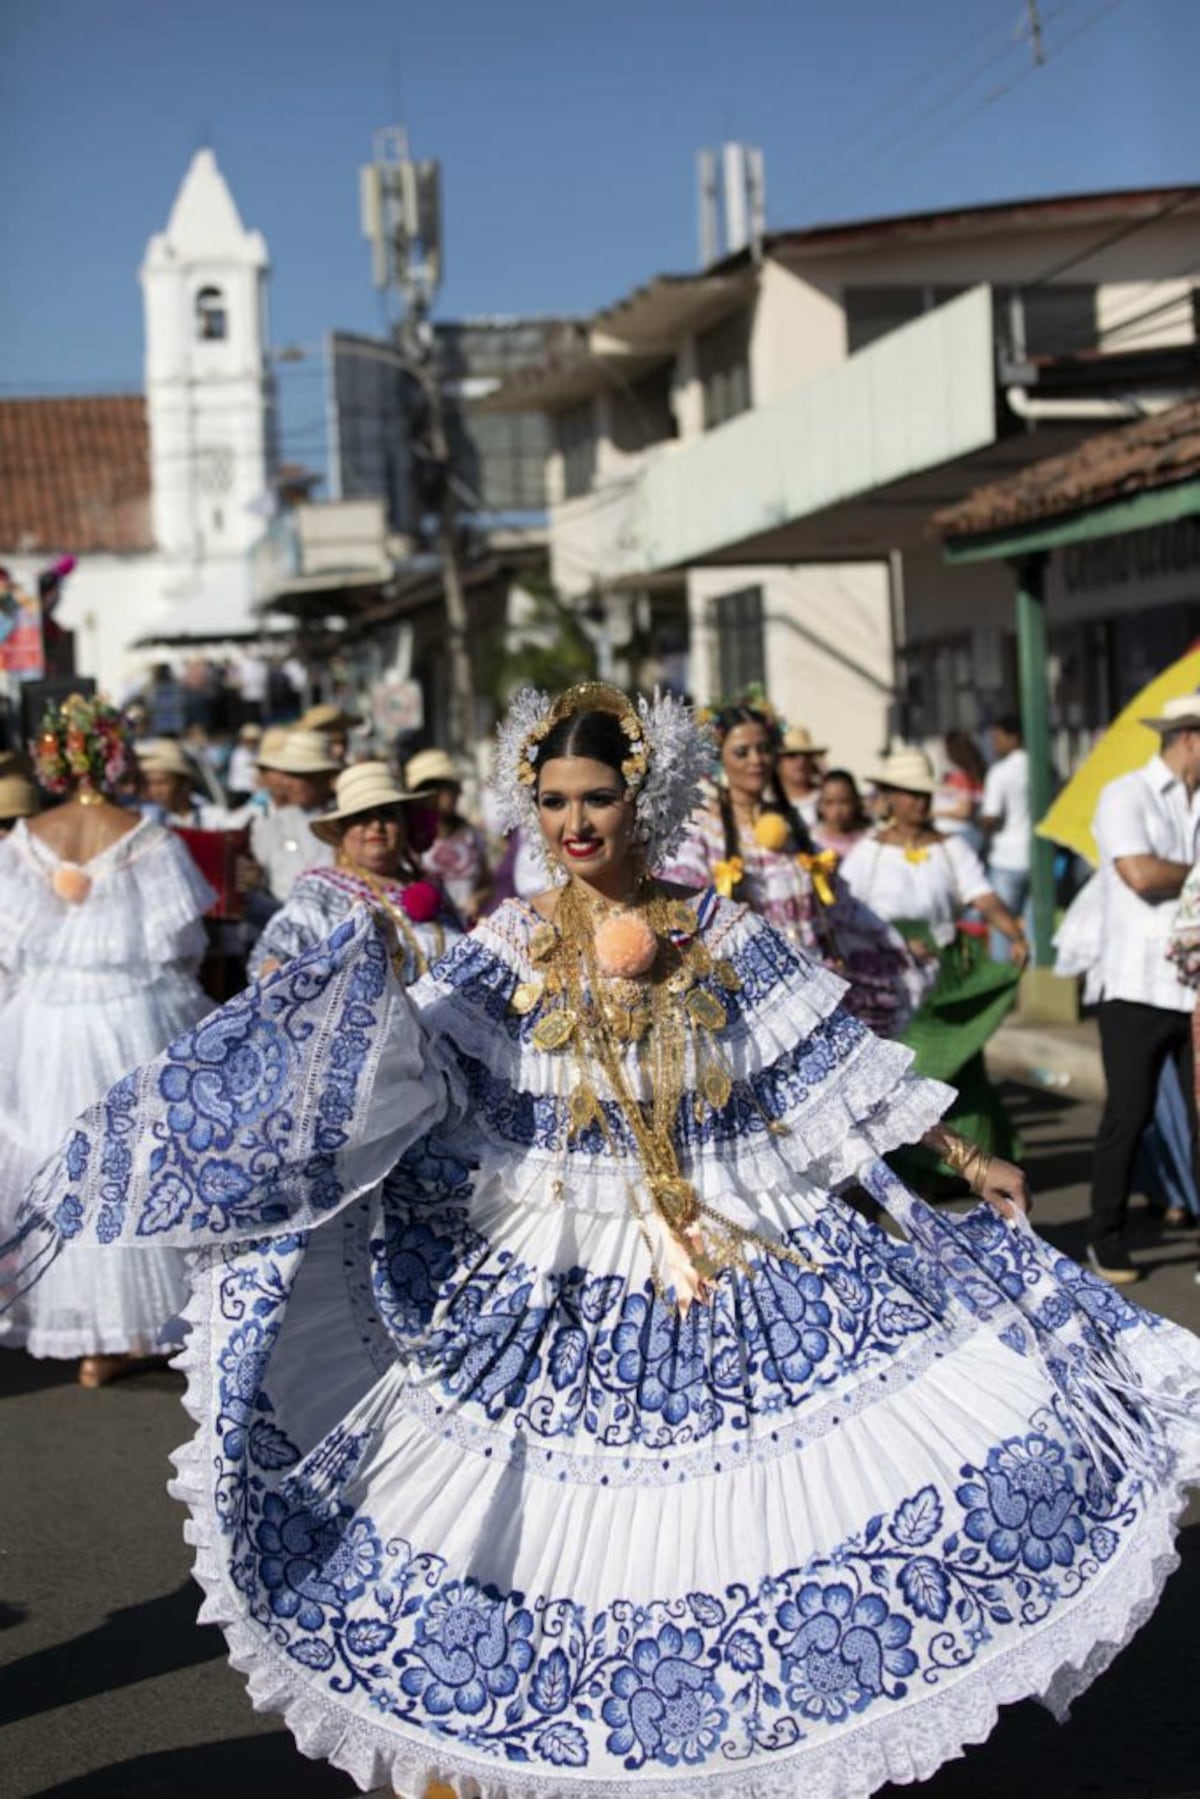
1037, 646, 1200, 866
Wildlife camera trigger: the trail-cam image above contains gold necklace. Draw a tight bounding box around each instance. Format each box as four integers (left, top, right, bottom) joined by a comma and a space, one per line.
340, 858, 445, 978
511, 876, 819, 1305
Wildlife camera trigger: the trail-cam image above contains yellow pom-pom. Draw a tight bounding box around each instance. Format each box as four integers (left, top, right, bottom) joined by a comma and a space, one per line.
594, 911, 658, 979
753, 811, 790, 853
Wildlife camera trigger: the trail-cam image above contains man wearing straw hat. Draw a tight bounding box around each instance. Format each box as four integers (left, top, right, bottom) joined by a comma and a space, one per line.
248, 729, 339, 906
1088, 691, 1200, 1283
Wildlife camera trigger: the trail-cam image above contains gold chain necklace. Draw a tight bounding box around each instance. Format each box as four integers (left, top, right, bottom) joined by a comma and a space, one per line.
511, 876, 819, 1305
339, 857, 445, 978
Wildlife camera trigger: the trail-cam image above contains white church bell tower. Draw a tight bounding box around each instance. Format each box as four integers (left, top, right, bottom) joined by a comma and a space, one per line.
141, 149, 274, 563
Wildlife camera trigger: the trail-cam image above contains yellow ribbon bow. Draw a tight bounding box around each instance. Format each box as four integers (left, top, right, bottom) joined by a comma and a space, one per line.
713, 856, 744, 898
796, 850, 839, 907
902, 845, 931, 865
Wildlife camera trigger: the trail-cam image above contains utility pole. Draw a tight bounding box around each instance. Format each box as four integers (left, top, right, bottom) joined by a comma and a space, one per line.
361, 128, 476, 763
1025, 0, 1045, 65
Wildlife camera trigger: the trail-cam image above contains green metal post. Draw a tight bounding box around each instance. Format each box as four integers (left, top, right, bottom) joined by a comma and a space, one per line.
1012, 553, 1054, 967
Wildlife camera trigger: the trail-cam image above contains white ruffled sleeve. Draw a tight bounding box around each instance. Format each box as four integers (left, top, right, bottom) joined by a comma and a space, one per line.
127, 826, 216, 968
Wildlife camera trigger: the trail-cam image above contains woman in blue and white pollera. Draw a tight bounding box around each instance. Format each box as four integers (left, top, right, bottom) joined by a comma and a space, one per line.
6, 682, 1199, 1798
247, 761, 460, 986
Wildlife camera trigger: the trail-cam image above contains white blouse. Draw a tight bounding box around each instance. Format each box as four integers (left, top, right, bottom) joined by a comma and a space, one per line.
840, 833, 992, 947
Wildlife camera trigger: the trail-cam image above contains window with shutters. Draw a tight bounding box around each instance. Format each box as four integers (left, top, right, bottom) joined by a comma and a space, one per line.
697, 309, 752, 429
557, 400, 597, 498
713, 586, 765, 694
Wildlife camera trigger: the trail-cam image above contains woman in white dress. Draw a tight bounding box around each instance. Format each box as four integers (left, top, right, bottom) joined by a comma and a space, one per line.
841, 744, 1028, 1164
5, 684, 1199, 1796
249, 761, 461, 984
0, 695, 214, 1385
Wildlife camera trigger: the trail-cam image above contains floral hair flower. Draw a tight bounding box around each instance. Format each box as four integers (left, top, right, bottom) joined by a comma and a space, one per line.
594, 911, 658, 979
33, 692, 134, 798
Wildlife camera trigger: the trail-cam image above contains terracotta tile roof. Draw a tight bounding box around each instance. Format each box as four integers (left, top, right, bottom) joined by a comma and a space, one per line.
933, 398, 1200, 542
0, 395, 153, 554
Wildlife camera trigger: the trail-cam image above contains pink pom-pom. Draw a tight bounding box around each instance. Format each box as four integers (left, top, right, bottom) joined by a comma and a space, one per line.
401, 880, 441, 924
594, 911, 657, 979
51, 865, 92, 905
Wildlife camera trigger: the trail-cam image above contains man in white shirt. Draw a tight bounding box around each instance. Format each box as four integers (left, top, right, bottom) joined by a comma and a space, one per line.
980, 716, 1031, 960
1088, 693, 1200, 1282
249, 729, 338, 906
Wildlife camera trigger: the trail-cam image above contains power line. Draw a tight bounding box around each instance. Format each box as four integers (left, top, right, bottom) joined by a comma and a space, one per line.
832, 0, 1134, 213
802, 0, 1074, 215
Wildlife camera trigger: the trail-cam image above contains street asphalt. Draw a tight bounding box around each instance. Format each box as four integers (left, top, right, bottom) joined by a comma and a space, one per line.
1, 1085, 1198, 1799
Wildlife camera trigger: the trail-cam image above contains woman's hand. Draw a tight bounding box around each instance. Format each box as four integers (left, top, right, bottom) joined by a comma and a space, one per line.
978, 1155, 1031, 1220
1008, 934, 1030, 969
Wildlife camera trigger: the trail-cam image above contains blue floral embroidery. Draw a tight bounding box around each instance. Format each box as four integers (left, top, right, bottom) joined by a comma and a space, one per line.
958, 1433, 1087, 1573
776, 1582, 917, 1721
401, 1582, 536, 1716
602, 1624, 728, 1767
206, 1246, 1152, 1782
132, 919, 387, 1239
363, 1179, 956, 1455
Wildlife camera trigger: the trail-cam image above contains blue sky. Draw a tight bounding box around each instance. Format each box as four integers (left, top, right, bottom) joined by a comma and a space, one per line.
2, 0, 1195, 472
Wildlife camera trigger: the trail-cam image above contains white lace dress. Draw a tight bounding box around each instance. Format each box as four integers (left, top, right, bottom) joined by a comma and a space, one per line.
0, 817, 214, 1357
7, 898, 1199, 1795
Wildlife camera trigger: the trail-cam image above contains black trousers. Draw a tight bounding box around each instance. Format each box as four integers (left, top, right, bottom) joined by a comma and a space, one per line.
1090, 998, 1199, 1242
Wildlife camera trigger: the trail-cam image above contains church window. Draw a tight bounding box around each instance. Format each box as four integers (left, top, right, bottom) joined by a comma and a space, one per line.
196, 286, 228, 341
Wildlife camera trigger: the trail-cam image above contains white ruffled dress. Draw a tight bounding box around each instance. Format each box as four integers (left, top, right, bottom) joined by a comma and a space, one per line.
0, 817, 213, 1357
7, 894, 1199, 1797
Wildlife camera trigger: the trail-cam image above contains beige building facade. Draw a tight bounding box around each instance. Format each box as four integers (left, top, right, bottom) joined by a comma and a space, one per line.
487, 187, 1199, 770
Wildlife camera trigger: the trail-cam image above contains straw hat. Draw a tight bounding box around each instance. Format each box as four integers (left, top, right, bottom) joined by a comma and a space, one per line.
779, 724, 827, 756
260, 729, 342, 776
406, 748, 460, 791
255, 726, 291, 768
1139, 691, 1200, 732
873, 745, 938, 795
0, 765, 39, 820
301, 702, 361, 734
310, 761, 416, 844
137, 738, 196, 782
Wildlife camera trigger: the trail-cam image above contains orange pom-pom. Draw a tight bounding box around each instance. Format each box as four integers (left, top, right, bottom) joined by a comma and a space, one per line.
753, 811, 790, 852
51, 865, 92, 905
594, 911, 657, 979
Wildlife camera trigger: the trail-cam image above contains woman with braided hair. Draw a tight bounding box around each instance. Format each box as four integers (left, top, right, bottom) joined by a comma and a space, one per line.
667, 699, 928, 1037
4, 682, 1198, 1796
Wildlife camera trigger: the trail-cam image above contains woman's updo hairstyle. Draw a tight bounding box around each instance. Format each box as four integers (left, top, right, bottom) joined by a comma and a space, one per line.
534, 709, 632, 789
